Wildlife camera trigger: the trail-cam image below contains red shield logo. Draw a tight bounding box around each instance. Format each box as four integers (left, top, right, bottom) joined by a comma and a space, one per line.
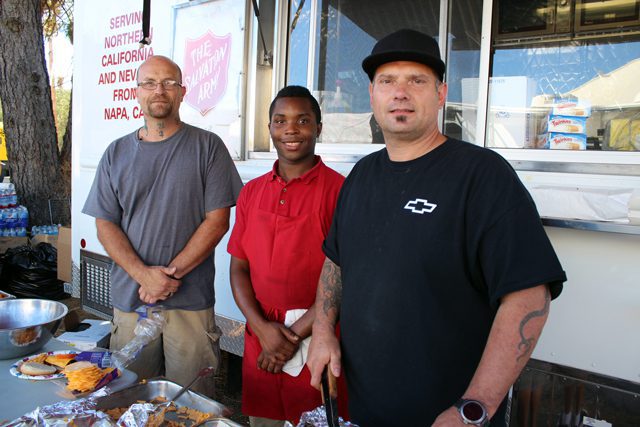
183, 31, 232, 115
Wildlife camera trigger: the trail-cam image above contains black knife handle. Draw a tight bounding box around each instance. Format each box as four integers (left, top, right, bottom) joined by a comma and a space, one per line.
322, 367, 340, 426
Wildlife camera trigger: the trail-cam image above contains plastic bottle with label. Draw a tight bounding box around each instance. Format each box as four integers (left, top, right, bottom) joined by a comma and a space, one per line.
8, 184, 17, 207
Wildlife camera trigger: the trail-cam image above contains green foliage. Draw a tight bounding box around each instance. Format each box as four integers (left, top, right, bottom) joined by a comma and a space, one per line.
54, 85, 70, 148
41, 0, 74, 42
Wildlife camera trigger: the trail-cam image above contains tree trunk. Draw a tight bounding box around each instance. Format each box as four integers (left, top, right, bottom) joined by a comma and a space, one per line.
60, 89, 72, 196
0, 0, 70, 226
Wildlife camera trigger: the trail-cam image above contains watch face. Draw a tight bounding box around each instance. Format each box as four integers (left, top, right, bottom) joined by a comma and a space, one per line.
461, 401, 485, 422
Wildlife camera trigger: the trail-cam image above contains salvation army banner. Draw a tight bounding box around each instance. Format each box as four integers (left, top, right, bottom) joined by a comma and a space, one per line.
183, 31, 232, 116
172, 0, 245, 159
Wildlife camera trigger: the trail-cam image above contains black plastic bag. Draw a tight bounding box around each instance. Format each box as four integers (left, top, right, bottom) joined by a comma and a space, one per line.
0, 243, 68, 300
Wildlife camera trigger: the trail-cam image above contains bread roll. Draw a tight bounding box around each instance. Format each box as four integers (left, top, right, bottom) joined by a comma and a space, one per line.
20, 361, 57, 376
63, 361, 94, 373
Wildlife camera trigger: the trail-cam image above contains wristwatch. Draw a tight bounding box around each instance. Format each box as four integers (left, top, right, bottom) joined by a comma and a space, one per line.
455, 398, 490, 426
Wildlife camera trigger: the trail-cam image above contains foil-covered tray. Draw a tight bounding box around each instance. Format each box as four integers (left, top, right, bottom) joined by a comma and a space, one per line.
94, 378, 245, 426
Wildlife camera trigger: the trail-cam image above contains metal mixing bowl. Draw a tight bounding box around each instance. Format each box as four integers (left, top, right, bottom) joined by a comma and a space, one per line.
0, 299, 68, 360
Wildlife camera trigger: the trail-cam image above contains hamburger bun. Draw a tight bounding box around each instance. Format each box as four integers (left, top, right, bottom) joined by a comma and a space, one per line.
63, 361, 95, 373
20, 361, 57, 376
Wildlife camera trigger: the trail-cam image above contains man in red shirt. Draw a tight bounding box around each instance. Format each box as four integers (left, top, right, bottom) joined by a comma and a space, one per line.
227, 86, 345, 426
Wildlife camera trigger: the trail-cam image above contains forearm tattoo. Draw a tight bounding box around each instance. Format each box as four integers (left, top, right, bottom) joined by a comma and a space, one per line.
320, 258, 342, 316
516, 287, 551, 362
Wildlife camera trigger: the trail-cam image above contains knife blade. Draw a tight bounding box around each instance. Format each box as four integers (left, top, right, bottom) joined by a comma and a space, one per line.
321, 366, 340, 427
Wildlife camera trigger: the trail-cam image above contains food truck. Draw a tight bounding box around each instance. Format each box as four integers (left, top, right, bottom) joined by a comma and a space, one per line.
71, 0, 640, 424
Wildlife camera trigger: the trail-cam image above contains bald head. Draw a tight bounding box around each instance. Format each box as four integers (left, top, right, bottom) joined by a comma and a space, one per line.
138, 55, 183, 84
135, 55, 186, 125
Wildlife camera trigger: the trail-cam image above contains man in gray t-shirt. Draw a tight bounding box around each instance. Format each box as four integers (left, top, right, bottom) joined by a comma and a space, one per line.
82, 55, 242, 396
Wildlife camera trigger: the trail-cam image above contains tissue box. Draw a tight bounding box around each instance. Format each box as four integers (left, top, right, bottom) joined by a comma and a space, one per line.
57, 319, 111, 351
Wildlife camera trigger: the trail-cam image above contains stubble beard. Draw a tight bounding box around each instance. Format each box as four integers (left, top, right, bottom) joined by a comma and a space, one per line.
147, 104, 172, 119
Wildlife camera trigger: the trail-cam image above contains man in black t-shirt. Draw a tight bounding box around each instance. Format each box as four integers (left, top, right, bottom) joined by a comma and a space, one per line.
306, 29, 567, 426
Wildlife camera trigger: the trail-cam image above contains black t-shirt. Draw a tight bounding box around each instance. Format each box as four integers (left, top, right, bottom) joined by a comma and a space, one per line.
323, 139, 566, 426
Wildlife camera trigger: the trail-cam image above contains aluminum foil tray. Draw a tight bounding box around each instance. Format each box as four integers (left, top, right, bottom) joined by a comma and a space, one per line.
94, 378, 245, 426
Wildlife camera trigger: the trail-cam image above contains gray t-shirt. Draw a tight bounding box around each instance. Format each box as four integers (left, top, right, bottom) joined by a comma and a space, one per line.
82, 123, 243, 312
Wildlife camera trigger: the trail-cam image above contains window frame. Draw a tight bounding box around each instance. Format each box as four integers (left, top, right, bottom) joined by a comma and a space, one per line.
248, 0, 640, 172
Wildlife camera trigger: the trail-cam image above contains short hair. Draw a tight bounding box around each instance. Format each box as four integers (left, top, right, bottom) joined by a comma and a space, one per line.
268, 85, 322, 124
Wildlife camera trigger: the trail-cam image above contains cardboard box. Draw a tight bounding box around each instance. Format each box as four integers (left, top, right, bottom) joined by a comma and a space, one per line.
57, 319, 111, 351
552, 99, 592, 117
547, 115, 587, 134
548, 132, 587, 150
0, 236, 28, 254
30, 233, 58, 248
57, 227, 71, 283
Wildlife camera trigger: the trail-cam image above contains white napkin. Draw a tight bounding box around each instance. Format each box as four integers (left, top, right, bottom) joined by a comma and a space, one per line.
282, 309, 311, 377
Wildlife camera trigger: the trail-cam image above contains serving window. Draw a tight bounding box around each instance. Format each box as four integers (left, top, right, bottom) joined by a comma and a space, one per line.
248, 0, 640, 164
285, 0, 443, 149
484, 36, 640, 152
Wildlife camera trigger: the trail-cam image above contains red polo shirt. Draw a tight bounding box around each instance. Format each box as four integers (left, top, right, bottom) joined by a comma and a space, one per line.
227, 156, 345, 422
228, 156, 344, 310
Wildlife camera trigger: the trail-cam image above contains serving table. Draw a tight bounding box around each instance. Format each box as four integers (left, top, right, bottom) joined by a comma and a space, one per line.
0, 338, 136, 423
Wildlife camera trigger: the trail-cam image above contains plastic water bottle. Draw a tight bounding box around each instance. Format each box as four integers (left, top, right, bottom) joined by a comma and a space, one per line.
4, 208, 16, 229
0, 190, 6, 209
110, 306, 165, 370
17, 206, 28, 228
24, 206, 29, 227
7, 184, 17, 207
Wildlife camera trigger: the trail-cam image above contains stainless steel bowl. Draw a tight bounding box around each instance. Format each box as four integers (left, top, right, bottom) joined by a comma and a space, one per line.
0, 299, 68, 360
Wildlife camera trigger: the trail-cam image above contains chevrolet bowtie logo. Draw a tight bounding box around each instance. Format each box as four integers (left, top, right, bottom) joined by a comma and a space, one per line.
404, 198, 437, 214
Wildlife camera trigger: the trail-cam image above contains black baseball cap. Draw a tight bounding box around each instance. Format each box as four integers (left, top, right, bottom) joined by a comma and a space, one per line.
362, 29, 446, 82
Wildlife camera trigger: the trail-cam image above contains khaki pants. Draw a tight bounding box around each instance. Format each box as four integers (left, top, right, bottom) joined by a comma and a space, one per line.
249, 417, 287, 427
110, 307, 221, 397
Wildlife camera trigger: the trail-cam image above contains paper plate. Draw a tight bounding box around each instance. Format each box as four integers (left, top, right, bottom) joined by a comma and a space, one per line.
10, 350, 78, 380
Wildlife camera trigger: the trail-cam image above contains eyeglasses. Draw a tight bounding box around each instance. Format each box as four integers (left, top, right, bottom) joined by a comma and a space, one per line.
137, 80, 182, 90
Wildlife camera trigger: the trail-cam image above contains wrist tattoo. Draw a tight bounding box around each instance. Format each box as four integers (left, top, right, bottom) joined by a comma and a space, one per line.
516, 287, 551, 362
